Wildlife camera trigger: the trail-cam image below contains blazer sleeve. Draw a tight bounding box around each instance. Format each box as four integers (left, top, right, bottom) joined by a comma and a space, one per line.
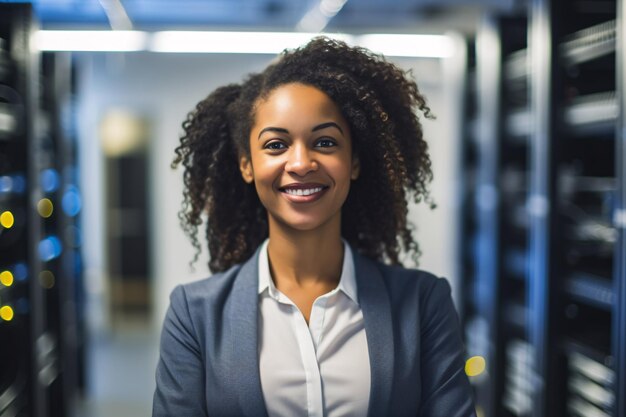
418, 277, 477, 417
153, 285, 208, 417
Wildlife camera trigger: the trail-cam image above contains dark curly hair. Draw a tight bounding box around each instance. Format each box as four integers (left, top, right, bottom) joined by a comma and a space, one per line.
172, 36, 435, 273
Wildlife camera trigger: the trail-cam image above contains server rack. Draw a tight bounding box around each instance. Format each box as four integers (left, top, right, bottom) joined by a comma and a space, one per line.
530, 0, 624, 416
460, 36, 488, 415
39, 51, 84, 416
495, 16, 534, 417
0, 4, 83, 417
0, 5, 42, 415
615, 3, 626, 416
461, 0, 626, 416
461, 14, 533, 417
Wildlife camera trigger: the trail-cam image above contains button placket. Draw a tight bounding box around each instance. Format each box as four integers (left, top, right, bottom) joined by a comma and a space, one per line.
291, 304, 324, 417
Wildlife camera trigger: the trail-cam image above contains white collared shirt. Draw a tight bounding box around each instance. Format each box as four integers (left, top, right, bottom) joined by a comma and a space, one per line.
257, 238, 371, 417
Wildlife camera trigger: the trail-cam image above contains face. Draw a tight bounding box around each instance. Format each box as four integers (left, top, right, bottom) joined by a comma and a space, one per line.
239, 83, 360, 232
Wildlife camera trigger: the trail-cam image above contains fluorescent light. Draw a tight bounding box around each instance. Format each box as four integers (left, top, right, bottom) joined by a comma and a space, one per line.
150, 31, 351, 54
35, 30, 147, 51
151, 32, 454, 57
34, 30, 456, 58
356, 34, 455, 58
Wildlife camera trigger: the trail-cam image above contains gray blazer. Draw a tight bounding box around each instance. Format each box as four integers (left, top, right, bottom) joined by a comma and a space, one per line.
153, 244, 476, 417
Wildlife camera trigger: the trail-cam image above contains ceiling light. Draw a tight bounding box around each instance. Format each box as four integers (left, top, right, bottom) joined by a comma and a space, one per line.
34, 30, 147, 52
149, 31, 350, 54
357, 34, 455, 58
34, 30, 456, 58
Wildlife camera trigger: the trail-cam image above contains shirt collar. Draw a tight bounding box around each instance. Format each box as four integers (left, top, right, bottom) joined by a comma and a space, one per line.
257, 238, 359, 305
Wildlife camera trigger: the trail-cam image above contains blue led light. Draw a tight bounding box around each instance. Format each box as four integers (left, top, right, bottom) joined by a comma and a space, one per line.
41, 168, 60, 193
38, 235, 63, 262
62, 185, 82, 217
0, 174, 26, 194
12, 175, 26, 193
0, 176, 11, 193
12, 262, 28, 281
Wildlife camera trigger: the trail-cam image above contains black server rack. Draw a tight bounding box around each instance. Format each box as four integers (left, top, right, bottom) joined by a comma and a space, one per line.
38, 51, 85, 416
0, 4, 83, 417
461, 0, 626, 416
460, 36, 485, 416
461, 14, 533, 417
494, 16, 533, 417
0, 4, 38, 415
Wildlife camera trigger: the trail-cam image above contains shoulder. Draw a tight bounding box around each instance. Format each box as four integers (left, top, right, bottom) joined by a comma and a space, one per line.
366, 256, 452, 301
167, 262, 244, 320
356, 255, 455, 322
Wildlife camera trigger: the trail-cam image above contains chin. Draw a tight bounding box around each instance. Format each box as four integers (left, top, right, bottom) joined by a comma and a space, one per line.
279, 218, 327, 232
270, 212, 338, 233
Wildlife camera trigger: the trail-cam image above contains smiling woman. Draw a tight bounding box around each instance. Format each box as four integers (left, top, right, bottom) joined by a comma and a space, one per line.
154, 36, 477, 417
240, 83, 359, 235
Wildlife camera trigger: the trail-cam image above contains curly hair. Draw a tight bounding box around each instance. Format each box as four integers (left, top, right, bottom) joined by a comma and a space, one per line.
172, 36, 435, 273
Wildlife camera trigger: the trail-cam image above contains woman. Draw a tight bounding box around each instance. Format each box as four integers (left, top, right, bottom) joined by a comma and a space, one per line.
153, 36, 476, 417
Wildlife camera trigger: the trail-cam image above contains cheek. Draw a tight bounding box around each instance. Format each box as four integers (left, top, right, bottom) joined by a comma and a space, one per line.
251, 153, 279, 181
251, 155, 284, 202
328, 163, 354, 198
331, 156, 354, 181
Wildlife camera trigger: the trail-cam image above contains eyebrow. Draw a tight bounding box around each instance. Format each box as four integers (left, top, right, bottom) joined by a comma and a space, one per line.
312, 122, 344, 134
257, 122, 344, 139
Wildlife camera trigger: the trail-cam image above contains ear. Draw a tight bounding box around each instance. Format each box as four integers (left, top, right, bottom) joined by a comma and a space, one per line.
351, 155, 360, 180
239, 156, 254, 184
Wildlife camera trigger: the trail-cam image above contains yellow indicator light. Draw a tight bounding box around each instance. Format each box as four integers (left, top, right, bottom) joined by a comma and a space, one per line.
0, 305, 14, 321
465, 356, 486, 377
0, 271, 13, 287
37, 198, 54, 218
0, 211, 14, 228
39, 270, 55, 289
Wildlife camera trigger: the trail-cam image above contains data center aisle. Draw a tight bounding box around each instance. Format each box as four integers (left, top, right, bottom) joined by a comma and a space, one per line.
76, 323, 159, 417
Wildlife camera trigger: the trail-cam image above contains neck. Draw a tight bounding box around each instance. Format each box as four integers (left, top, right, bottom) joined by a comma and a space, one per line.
266, 215, 344, 289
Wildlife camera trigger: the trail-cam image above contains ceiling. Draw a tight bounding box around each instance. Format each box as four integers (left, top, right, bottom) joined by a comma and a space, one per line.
28, 0, 519, 33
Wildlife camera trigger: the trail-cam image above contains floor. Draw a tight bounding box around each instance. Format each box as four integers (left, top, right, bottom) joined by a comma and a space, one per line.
75, 321, 159, 417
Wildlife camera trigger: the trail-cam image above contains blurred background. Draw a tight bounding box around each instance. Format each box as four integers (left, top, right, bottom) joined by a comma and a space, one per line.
0, 0, 625, 416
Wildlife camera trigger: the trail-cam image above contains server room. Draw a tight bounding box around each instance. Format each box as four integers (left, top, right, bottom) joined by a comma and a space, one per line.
0, 0, 625, 416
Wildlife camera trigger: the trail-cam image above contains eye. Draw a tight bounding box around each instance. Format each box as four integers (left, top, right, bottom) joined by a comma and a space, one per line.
264, 141, 287, 151
315, 138, 337, 148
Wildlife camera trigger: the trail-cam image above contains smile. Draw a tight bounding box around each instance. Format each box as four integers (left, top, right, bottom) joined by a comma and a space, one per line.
284, 187, 324, 196
279, 185, 329, 203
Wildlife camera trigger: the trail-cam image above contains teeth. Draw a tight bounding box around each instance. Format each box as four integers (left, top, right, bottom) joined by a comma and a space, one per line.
285, 187, 323, 196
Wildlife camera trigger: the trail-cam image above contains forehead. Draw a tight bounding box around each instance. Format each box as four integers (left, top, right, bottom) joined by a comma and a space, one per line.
253, 83, 344, 124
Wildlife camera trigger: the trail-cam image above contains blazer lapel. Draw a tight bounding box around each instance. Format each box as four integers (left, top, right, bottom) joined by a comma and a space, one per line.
353, 251, 395, 417
227, 247, 269, 417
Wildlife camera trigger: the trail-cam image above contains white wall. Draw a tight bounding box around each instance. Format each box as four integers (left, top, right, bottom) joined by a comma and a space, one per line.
76, 50, 462, 331
395, 56, 463, 306
77, 52, 274, 330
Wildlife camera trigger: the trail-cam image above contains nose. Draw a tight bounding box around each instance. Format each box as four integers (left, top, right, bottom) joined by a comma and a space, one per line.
284, 143, 318, 176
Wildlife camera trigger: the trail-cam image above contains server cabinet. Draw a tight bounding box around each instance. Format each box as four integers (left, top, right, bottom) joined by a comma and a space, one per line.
1, 5, 41, 415
461, 14, 533, 417
0, 4, 83, 417
529, 0, 624, 416
461, 1, 626, 416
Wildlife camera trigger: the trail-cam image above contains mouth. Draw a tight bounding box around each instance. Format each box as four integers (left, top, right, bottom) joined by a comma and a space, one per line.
278, 184, 329, 203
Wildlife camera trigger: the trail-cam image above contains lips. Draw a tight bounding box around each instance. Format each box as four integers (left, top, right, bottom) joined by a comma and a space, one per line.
278, 183, 329, 203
